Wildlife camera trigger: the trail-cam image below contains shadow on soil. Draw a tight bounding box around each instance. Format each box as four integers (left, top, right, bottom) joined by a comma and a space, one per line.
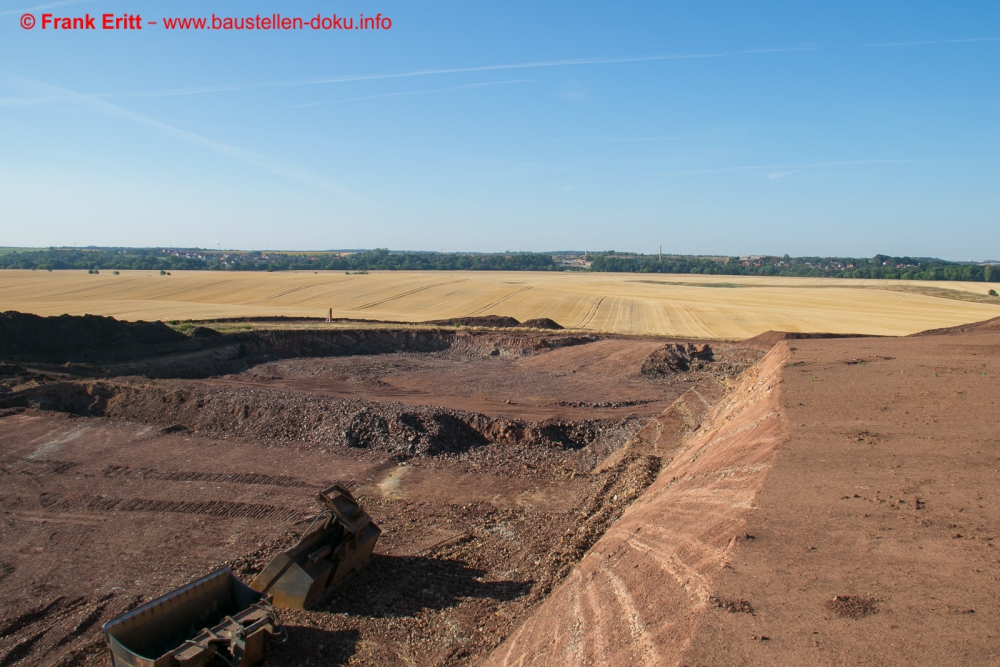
268, 628, 360, 667
319, 555, 531, 618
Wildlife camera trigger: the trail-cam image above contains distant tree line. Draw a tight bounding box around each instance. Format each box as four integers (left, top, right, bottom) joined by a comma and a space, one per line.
589, 252, 1000, 282
0, 247, 558, 272
1, 248, 997, 282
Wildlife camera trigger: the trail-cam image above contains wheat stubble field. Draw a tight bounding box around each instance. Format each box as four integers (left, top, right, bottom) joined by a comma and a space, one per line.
1, 269, 998, 338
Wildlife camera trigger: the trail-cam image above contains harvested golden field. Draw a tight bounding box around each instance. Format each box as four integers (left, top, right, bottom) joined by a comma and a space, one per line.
1, 269, 998, 339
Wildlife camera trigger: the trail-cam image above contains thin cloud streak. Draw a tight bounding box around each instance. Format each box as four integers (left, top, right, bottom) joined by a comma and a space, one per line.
659, 159, 928, 176
98, 45, 817, 99
548, 135, 693, 143
291, 79, 533, 108
0, 74, 353, 196
0, 0, 96, 16
0, 95, 62, 106
867, 37, 999, 47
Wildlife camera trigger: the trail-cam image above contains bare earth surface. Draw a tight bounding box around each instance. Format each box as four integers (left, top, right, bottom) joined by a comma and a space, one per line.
221, 338, 713, 421
0, 328, 742, 666
2, 314, 1000, 666
487, 320, 1000, 667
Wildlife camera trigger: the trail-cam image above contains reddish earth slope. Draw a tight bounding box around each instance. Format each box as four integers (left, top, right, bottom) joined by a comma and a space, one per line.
486, 327, 1000, 666
484, 342, 789, 666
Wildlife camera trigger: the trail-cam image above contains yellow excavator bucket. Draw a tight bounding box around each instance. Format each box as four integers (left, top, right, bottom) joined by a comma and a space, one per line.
250, 483, 381, 609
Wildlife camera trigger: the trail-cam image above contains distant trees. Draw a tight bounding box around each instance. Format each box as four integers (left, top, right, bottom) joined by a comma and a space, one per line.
588, 253, 1000, 283
0, 248, 557, 273
0, 247, 996, 283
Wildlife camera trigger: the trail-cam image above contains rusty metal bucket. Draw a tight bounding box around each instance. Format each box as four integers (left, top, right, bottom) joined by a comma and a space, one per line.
250, 483, 380, 609
102, 567, 285, 667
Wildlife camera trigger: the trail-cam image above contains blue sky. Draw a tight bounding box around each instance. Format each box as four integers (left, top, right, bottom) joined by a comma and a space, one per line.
0, 1, 997, 259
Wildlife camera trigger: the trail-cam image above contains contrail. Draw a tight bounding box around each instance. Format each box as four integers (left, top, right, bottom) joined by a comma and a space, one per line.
98, 45, 817, 99
1, 73, 354, 196
291, 79, 534, 109
658, 159, 929, 176
867, 36, 999, 47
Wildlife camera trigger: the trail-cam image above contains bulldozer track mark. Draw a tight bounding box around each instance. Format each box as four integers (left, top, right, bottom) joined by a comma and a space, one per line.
9, 457, 82, 476
2, 493, 301, 521
38, 492, 66, 509
115, 498, 301, 521
101, 465, 311, 488
349, 279, 467, 311
9, 511, 106, 526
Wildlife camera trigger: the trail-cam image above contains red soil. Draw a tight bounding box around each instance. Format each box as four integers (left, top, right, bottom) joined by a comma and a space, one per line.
484, 325, 1000, 666
3, 312, 999, 667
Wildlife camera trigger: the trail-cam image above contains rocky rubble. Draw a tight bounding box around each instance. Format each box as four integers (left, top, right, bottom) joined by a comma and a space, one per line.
641, 342, 715, 377
3, 379, 643, 477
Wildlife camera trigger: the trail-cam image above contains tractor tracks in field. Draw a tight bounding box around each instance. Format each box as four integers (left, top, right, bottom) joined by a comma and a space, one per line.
578, 296, 605, 329
465, 286, 533, 317
349, 279, 468, 312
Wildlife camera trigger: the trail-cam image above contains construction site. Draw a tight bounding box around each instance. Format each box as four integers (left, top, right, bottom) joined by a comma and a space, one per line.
1, 310, 998, 666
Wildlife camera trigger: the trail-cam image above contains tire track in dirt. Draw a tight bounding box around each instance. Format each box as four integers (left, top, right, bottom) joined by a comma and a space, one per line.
2, 493, 303, 522
0, 630, 48, 667
115, 498, 301, 520
0, 598, 72, 639
0, 591, 142, 667
101, 465, 312, 488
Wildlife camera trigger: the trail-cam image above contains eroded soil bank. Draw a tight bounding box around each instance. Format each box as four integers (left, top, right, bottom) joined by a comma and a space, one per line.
485, 319, 1000, 667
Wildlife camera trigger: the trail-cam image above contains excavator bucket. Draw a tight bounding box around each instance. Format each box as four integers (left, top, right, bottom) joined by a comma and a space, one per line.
102, 567, 285, 667
250, 483, 381, 609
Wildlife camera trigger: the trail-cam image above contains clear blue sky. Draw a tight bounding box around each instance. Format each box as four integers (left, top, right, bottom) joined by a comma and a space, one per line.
1, 1, 997, 259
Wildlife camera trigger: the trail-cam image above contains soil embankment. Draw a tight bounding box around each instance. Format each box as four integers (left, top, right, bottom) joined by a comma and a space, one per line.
486, 323, 1000, 666
0, 311, 186, 360
484, 340, 789, 666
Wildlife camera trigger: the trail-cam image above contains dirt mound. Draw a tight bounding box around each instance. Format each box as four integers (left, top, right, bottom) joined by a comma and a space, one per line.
446, 332, 597, 359
640, 342, 713, 377
2, 379, 640, 476
911, 314, 1000, 336
741, 330, 873, 351
426, 315, 522, 328
520, 318, 563, 330
0, 311, 185, 360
